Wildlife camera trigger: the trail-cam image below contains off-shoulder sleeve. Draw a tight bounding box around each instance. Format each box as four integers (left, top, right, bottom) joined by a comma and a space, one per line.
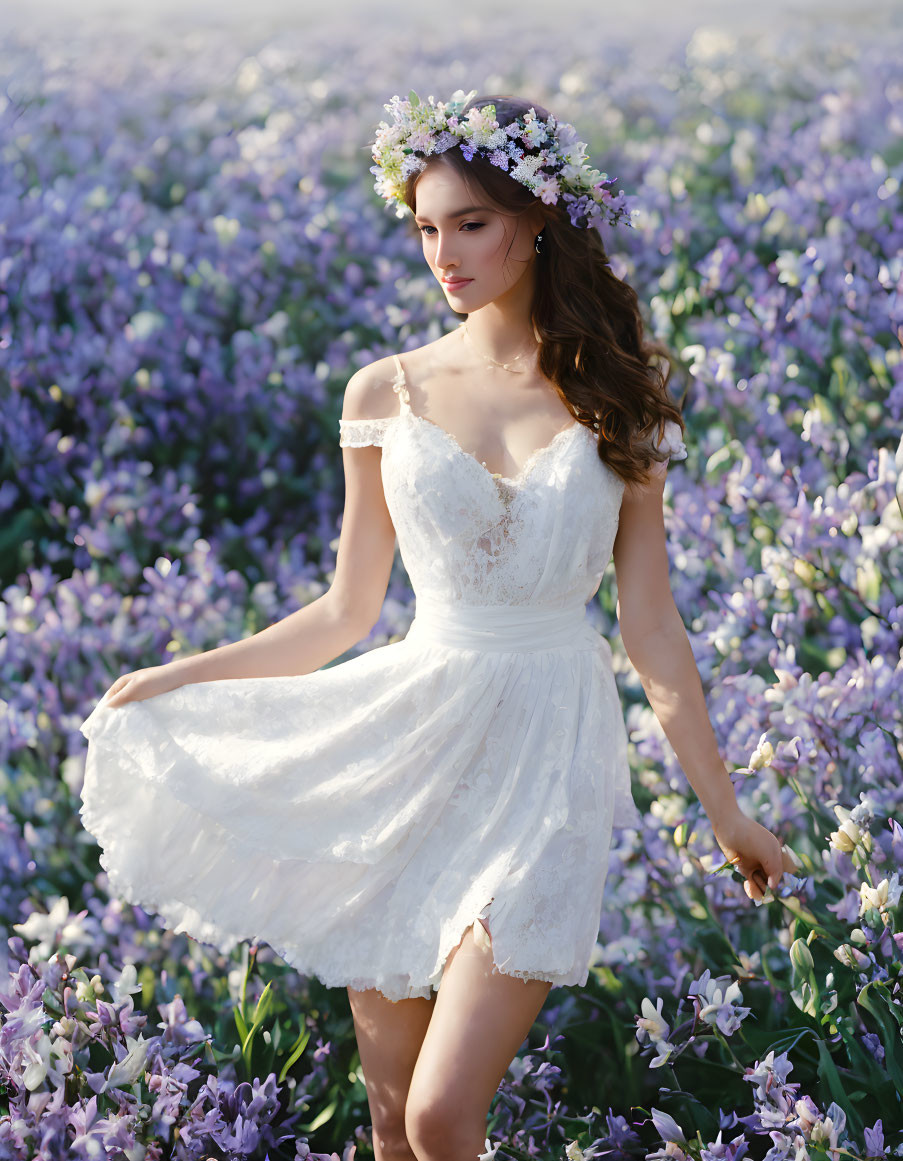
657, 419, 688, 462
338, 416, 396, 448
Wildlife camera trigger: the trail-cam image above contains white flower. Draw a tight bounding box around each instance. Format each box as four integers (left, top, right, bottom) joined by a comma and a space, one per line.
23, 1031, 53, 1091
104, 1035, 149, 1091
748, 734, 774, 770
651, 1108, 687, 1144
649, 1038, 678, 1068
859, 873, 901, 915
14, 896, 91, 960
110, 963, 144, 1005
829, 818, 862, 853
636, 995, 670, 1043
509, 153, 546, 185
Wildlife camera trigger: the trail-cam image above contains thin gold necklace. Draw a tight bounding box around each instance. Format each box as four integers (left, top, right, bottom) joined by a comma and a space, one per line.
458, 320, 536, 374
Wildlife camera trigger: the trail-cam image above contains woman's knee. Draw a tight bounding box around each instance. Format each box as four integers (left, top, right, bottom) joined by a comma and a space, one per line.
404, 1091, 475, 1159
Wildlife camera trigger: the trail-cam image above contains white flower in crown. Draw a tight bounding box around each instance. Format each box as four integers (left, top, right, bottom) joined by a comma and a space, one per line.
560, 162, 590, 187
400, 153, 427, 181
461, 104, 503, 147
560, 139, 589, 167
406, 128, 434, 153
509, 151, 546, 188
519, 113, 548, 147
534, 175, 561, 205
368, 87, 636, 231
555, 122, 579, 148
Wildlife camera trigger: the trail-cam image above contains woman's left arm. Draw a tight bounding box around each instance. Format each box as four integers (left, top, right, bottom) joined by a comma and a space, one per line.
611, 460, 791, 902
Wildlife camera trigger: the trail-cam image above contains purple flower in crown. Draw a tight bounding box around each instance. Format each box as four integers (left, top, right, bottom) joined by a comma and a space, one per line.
433, 130, 458, 153
460, 142, 476, 161
488, 148, 510, 169
564, 192, 593, 228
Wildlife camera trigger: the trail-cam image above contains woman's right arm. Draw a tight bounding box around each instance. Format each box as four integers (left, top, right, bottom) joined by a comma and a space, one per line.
101, 360, 400, 706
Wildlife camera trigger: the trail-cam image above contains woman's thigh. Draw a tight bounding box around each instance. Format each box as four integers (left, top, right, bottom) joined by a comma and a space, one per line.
346, 985, 436, 1160
404, 920, 553, 1159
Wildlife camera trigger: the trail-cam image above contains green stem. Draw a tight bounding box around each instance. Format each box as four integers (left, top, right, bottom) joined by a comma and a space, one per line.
710, 1025, 747, 1071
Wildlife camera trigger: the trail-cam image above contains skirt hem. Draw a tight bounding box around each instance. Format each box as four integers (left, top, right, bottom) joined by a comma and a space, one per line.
88, 831, 586, 1005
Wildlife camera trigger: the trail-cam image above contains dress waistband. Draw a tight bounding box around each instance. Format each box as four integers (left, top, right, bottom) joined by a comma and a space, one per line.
405, 596, 592, 652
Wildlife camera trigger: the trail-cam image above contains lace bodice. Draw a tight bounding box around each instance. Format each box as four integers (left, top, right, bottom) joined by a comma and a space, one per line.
339, 355, 687, 608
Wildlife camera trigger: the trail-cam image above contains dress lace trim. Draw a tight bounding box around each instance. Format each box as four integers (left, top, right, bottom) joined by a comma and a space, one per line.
338, 416, 396, 447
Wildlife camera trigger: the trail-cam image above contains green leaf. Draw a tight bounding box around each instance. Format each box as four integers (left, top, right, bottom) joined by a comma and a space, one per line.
240, 980, 275, 1073
251, 980, 274, 1028
857, 981, 903, 1095
278, 1026, 312, 1084
299, 1096, 338, 1133
815, 1038, 860, 1137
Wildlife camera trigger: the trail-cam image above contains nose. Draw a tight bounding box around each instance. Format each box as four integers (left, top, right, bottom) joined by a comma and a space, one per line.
433, 230, 458, 272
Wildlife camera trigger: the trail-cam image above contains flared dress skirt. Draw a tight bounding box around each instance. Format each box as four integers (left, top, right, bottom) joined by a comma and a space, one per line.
78, 595, 642, 1002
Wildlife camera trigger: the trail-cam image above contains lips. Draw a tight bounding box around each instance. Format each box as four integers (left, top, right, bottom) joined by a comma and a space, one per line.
442, 277, 472, 287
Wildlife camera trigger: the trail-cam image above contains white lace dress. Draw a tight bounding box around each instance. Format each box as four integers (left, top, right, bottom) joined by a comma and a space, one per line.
78, 355, 687, 1002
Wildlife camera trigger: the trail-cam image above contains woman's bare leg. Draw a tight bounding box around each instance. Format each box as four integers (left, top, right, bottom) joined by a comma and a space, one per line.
346, 985, 436, 1161
403, 918, 553, 1161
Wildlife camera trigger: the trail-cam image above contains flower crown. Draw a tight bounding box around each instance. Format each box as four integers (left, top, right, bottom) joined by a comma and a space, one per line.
369, 88, 636, 232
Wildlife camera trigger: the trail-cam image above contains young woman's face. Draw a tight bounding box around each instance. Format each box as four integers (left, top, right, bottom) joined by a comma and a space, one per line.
412, 161, 543, 312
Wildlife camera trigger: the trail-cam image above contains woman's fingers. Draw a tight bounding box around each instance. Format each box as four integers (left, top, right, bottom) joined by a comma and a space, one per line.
747, 853, 800, 900
101, 673, 138, 707
781, 844, 801, 873
98, 664, 184, 708
730, 842, 801, 903
731, 855, 773, 900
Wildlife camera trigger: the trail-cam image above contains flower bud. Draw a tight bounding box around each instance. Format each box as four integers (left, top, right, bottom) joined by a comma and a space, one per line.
789, 938, 814, 974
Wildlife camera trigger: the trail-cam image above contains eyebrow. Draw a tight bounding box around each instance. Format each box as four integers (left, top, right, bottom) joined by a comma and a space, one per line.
413, 204, 491, 222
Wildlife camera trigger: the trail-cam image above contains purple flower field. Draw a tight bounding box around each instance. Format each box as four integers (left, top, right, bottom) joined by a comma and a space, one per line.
1, 8, 902, 1160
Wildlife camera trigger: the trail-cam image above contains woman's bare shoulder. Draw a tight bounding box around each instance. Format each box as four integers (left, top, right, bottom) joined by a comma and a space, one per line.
344, 332, 459, 419
342, 354, 403, 421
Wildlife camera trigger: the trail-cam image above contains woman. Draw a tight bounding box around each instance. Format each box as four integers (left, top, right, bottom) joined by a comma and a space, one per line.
79, 91, 791, 1161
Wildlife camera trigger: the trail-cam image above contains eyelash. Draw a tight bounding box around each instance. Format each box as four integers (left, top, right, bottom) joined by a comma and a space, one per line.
418, 223, 484, 236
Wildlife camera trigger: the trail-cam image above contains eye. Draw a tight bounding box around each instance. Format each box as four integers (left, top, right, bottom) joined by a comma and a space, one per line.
418, 222, 484, 235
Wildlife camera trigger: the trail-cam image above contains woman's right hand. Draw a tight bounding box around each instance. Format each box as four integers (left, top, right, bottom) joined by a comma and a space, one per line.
100, 662, 188, 709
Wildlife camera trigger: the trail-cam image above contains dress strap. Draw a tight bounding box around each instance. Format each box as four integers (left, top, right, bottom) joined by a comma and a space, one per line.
391, 354, 412, 412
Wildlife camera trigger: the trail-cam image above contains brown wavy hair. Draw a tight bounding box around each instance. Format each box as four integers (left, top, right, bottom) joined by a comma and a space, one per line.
400, 93, 687, 487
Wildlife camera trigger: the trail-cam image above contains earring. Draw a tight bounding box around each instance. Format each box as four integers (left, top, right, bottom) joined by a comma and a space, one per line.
534, 232, 544, 254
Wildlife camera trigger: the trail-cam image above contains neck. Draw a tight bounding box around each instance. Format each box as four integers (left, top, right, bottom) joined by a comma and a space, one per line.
461, 271, 538, 366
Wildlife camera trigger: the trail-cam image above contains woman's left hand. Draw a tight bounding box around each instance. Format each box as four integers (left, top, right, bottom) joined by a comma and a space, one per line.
709, 807, 793, 902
